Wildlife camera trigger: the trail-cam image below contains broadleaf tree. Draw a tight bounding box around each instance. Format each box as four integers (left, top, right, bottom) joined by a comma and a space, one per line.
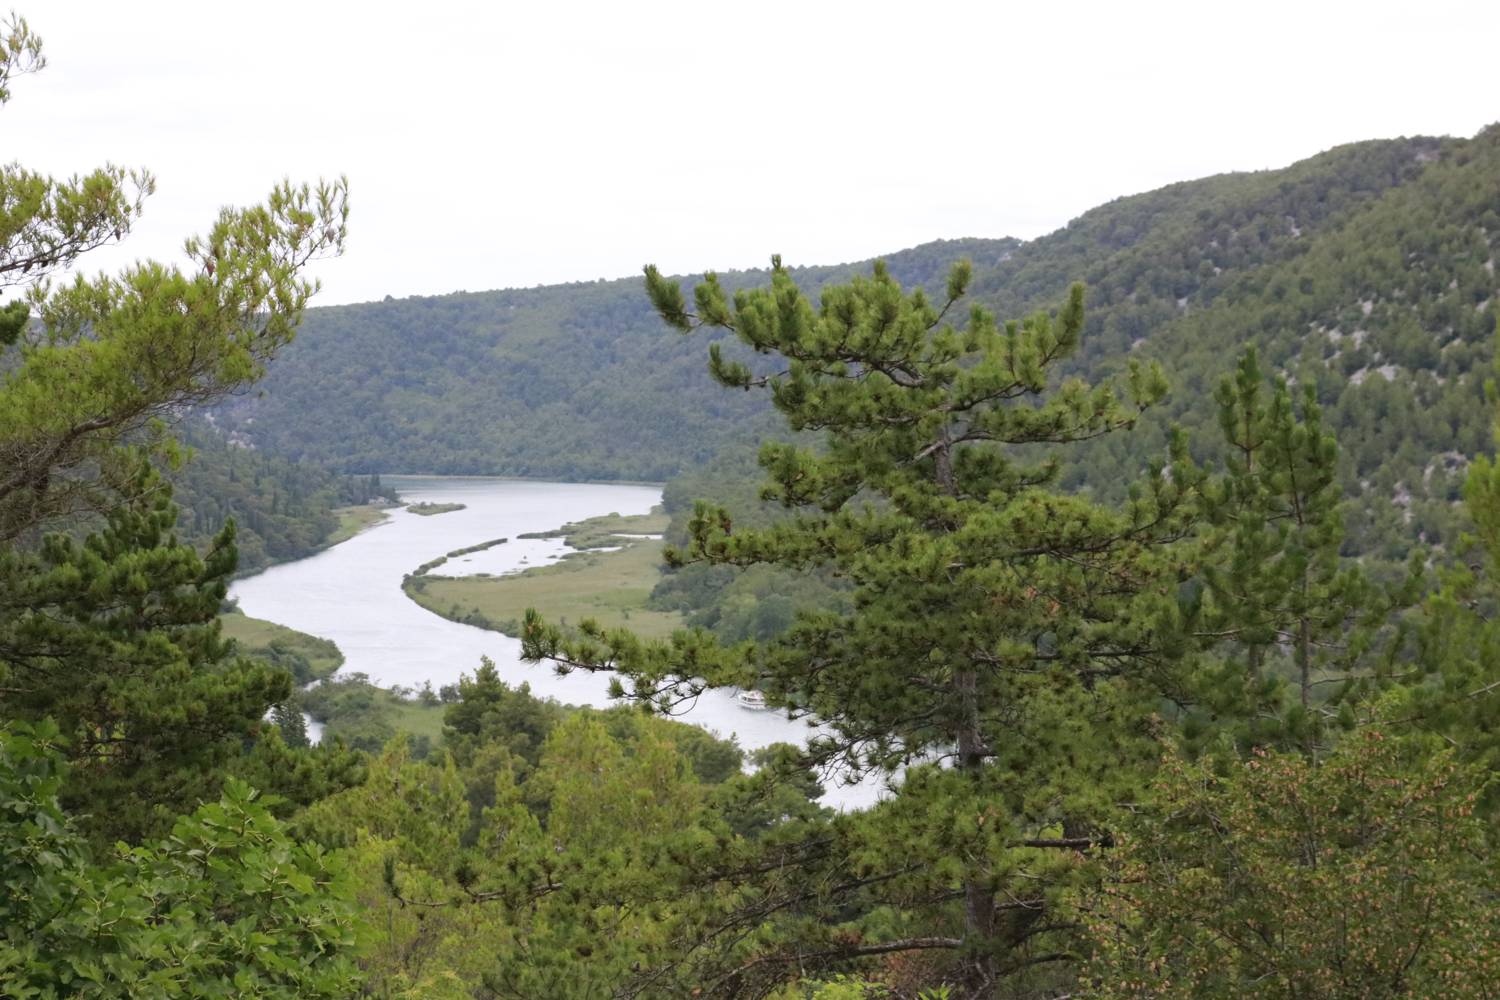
0, 11, 349, 842
0, 720, 361, 999
1078, 727, 1500, 999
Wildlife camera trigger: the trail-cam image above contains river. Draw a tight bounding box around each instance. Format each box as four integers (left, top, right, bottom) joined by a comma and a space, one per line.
230, 476, 885, 809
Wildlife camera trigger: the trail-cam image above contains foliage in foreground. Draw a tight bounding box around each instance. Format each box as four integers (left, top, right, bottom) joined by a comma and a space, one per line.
1080, 728, 1500, 998
291, 662, 789, 999
502, 256, 1500, 997
519, 257, 1197, 995
0, 14, 366, 996
0, 722, 360, 999
7, 7, 1500, 995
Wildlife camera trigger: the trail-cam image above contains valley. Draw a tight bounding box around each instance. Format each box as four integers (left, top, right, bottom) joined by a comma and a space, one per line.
7, 17, 1500, 990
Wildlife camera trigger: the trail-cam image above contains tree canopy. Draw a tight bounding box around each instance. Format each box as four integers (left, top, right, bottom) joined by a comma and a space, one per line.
520, 257, 1202, 993
0, 14, 363, 993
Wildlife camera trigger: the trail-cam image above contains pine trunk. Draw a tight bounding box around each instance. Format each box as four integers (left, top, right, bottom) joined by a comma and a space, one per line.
956, 666, 996, 996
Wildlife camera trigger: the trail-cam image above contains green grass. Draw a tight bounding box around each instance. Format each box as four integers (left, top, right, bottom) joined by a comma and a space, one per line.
386, 697, 447, 743
407, 501, 466, 516
409, 533, 684, 640
220, 610, 344, 682
517, 508, 670, 549
326, 504, 391, 545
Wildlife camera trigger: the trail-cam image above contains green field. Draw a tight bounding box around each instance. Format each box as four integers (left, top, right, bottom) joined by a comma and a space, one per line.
326, 503, 391, 545
517, 508, 671, 549
298, 674, 448, 752
407, 509, 684, 640
220, 610, 344, 683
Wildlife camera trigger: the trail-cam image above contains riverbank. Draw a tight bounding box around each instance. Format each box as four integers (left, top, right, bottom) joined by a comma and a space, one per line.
227, 501, 395, 581
403, 509, 683, 640
229, 492, 682, 754
224, 478, 884, 808
220, 608, 345, 684
327, 503, 394, 544
384, 473, 668, 488
222, 609, 450, 752
298, 672, 447, 754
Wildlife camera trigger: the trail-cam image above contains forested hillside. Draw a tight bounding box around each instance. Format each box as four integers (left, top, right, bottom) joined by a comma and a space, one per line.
210, 239, 1018, 480
1153, 132, 1497, 557
1000, 129, 1498, 560
216, 130, 1497, 568
167, 419, 395, 574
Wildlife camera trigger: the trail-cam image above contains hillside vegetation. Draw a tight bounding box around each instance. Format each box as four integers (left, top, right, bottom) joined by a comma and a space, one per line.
212, 128, 1498, 574
167, 418, 396, 573
215, 131, 1497, 567
1004, 130, 1497, 559
211, 240, 1018, 480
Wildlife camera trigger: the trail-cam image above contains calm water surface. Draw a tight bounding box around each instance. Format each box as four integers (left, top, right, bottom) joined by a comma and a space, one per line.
231, 477, 884, 809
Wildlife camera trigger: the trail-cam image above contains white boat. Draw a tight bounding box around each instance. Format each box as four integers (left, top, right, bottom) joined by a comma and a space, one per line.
735, 689, 768, 710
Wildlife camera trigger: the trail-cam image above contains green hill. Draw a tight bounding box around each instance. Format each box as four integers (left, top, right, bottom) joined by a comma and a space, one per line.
209, 240, 1018, 481
1035, 128, 1498, 558
212, 127, 1499, 563
1151, 132, 1496, 551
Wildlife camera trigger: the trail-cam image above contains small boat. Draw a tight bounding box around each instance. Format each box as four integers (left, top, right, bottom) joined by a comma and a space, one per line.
735, 689, 768, 710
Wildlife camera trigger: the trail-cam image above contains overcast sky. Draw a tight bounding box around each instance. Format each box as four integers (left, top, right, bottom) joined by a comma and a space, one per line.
7, 0, 1497, 306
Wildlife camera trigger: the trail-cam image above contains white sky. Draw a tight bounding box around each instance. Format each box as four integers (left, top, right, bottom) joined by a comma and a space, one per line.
6, 0, 1497, 305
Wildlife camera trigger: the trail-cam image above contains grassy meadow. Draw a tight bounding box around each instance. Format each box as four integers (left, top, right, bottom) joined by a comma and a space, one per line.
326, 503, 392, 546
220, 609, 345, 682
407, 509, 683, 640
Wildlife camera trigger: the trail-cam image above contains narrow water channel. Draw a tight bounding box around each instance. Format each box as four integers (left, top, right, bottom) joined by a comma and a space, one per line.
230, 477, 885, 809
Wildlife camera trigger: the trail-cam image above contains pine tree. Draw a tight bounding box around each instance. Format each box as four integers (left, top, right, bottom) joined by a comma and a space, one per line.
525, 258, 1198, 994
1198, 349, 1388, 749
0, 460, 295, 841
0, 13, 347, 842
273, 700, 311, 749
1389, 315, 1500, 790
0, 12, 346, 542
